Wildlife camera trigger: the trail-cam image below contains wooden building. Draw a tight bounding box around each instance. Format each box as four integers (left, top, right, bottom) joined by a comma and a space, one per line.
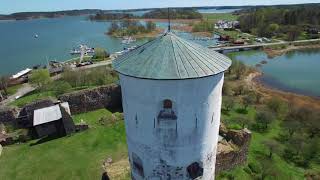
32, 103, 75, 138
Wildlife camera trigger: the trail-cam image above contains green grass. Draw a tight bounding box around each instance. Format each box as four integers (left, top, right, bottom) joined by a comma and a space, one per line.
6, 84, 23, 96
202, 13, 238, 23
218, 103, 306, 179
0, 109, 127, 180
247, 121, 305, 179
9, 90, 56, 108
64, 56, 93, 64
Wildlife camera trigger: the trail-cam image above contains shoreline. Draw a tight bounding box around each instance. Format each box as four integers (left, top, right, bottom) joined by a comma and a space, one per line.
106, 28, 163, 39
264, 41, 320, 58
132, 18, 201, 24
247, 71, 320, 110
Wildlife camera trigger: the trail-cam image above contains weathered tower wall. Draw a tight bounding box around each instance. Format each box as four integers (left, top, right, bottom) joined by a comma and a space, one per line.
119, 73, 224, 180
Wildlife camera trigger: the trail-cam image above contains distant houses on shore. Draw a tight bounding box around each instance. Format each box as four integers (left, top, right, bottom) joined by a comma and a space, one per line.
215, 20, 240, 30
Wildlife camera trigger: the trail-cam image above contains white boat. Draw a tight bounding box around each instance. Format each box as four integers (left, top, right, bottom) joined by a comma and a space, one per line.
121, 36, 136, 44
11, 68, 32, 79
34, 34, 39, 38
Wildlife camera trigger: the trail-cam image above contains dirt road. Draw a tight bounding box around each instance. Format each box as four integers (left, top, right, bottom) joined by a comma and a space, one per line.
0, 83, 35, 107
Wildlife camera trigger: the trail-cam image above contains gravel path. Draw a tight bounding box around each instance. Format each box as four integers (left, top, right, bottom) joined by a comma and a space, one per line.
0, 83, 35, 107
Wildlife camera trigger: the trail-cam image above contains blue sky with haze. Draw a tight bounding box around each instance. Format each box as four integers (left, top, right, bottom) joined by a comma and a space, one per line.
1, 0, 320, 14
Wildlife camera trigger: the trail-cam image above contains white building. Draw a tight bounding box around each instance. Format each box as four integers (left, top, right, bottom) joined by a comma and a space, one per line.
113, 32, 231, 180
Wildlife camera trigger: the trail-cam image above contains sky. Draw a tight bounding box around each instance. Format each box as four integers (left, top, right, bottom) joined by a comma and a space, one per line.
1, 0, 320, 14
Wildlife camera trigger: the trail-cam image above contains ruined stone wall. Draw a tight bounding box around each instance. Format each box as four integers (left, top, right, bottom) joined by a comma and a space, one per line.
0, 107, 19, 126
215, 129, 252, 173
58, 84, 122, 114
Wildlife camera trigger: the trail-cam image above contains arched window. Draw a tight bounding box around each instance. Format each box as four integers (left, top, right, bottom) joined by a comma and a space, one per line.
163, 99, 172, 109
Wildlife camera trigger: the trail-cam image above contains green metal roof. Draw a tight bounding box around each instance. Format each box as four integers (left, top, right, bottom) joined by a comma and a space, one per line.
112, 32, 232, 80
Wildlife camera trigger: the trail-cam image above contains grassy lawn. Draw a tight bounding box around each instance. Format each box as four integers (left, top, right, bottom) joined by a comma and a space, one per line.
9, 90, 56, 108
0, 109, 128, 180
64, 55, 93, 64
202, 13, 238, 23
9, 85, 109, 108
6, 84, 23, 96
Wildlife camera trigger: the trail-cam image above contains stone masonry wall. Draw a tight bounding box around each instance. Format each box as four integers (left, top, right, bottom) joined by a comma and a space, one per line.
215, 128, 252, 173
58, 84, 122, 114
0, 107, 19, 126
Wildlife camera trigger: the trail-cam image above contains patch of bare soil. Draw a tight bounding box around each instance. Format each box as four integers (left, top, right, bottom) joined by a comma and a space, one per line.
217, 140, 236, 154
103, 158, 130, 180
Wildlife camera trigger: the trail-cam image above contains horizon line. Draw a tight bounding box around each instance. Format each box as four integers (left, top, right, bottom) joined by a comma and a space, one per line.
1, 2, 319, 15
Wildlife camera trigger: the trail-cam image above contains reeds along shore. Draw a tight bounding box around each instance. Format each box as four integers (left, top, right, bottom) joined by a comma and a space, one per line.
247, 71, 320, 111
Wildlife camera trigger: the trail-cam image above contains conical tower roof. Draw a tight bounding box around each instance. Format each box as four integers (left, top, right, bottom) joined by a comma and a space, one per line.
112, 32, 232, 80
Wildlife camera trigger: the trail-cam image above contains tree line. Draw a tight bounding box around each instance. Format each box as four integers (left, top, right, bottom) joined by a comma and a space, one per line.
238, 5, 320, 40
89, 8, 202, 21
142, 9, 202, 19
107, 20, 156, 37
89, 13, 135, 21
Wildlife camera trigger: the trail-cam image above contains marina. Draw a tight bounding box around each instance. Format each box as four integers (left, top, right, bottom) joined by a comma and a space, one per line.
70, 45, 95, 55
0, 16, 151, 76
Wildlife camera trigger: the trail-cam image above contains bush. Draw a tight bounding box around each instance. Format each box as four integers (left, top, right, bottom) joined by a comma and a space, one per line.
62, 66, 118, 88
51, 81, 72, 96
255, 109, 275, 131
248, 162, 262, 174
243, 166, 253, 175
98, 113, 122, 126
217, 171, 235, 180
29, 69, 51, 90
305, 170, 320, 180
222, 96, 234, 112
192, 20, 214, 32
222, 82, 233, 96
92, 47, 109, 61
242, 93, 255, 110
233, 84, 248, 96
228, 124, 243, 130
235, 108, 248, 114
266, 97, 288, 118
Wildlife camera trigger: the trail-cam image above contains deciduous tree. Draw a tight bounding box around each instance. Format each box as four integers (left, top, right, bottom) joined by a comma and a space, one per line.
263, 139, 279, 159
29, 69, 51, 89
256, 110, 275, 130
222, 96, 234, 112
0, 75, 9, 95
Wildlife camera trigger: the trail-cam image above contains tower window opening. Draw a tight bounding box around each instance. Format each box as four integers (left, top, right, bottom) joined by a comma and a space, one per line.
163, 99, 173, 109
132, 153, 144, 178
158, 99, 177, 120
187, 162, 203, 179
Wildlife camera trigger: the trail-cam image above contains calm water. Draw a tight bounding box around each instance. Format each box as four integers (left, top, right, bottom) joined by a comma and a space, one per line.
2, 16, 319, 97
0, 16, 218, 75
230, 49, 320, 97
0, 16, 156, 75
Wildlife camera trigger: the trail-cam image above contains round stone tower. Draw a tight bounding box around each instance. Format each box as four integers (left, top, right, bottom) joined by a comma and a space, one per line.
113, 32, 231, 180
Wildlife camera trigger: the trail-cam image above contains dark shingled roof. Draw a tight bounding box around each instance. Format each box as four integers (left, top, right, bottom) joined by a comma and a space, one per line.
112, 32, 232, 80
